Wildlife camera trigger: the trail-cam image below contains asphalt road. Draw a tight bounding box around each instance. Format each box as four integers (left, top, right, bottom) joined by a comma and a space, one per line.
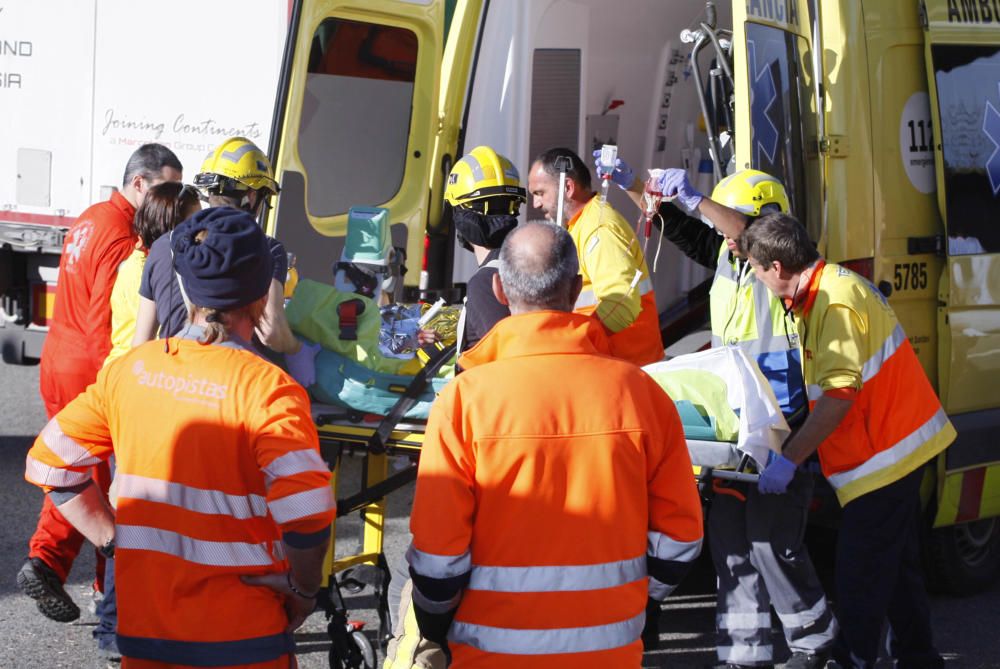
0, 362, 997, 668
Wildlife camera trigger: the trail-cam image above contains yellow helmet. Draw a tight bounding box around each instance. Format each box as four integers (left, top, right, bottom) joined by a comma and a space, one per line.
711, 169, 789, 217
194, 137, 279, 196
445, 146, 526, 215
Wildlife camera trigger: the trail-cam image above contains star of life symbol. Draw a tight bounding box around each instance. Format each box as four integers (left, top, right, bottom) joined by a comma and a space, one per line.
748, 40, 780, 167
984, 82, 1000, 196
65, 220, 93, 269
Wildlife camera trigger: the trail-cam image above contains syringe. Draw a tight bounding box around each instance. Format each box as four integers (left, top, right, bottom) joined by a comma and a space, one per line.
598, 144, 618, 203
418, 297, 446, 327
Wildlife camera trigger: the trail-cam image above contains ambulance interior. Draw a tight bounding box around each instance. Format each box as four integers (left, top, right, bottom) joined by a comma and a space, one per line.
275, 0, 733, 336
457, 0, 733, 311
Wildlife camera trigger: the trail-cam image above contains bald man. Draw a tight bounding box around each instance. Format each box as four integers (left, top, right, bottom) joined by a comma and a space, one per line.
406, 222, 703, 667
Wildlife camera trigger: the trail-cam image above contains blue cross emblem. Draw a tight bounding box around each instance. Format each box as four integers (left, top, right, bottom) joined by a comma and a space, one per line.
748, 40, 780, 167
984, 83, 1000, 197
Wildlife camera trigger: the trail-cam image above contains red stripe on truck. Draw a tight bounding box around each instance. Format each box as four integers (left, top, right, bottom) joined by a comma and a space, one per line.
0, 211, 74, 228
957, 467, 987, 523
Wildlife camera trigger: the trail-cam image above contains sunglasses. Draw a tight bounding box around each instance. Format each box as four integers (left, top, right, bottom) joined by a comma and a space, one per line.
177, 183, 207, 203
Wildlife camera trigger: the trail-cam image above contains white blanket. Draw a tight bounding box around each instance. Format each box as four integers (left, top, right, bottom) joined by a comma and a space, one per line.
644, 346, 790, 468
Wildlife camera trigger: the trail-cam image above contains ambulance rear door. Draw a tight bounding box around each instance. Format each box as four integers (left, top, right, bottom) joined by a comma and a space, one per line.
267, 0, 485, 294
921, 0, 1000, 529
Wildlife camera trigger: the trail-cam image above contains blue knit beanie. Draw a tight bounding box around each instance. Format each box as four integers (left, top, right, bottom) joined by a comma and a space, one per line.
170, 206, 273, 310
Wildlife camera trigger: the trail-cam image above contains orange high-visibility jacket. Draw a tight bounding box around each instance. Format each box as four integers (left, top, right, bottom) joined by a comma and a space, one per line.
25, 331, 334, 666
408, 311, 703, 668
798, 261, 956, 505
567, 196, 664, 366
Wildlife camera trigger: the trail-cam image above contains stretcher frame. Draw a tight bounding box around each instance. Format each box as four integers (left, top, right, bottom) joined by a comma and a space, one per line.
308, 347, 760, 668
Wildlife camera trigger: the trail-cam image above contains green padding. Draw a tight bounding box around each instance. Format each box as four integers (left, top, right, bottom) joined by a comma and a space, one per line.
650, 368, 740, 442
312, 349, 452, 420
674, 400, 718, 441
286, 279, 423, 376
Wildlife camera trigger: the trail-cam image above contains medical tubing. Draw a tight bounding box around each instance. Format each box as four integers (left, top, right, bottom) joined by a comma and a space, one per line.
652, 212, 666, 273
597, 269, 644, 330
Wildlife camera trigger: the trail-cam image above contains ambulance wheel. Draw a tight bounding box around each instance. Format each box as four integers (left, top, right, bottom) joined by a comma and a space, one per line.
926, 517, 1000, 595
328, 629, 376, 669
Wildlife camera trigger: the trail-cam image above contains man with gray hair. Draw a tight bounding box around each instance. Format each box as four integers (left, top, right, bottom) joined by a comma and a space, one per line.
406, 221, 703, 667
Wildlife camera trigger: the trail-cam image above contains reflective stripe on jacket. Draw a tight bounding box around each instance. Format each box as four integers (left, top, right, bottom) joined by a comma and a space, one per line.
568, 196, 663, 366
410, 311, 703, 667
799, 262, 956, 505
25, 335, 334, 664
710, 242, 806, 421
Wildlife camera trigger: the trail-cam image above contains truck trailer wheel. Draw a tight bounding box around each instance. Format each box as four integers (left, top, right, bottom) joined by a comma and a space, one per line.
926, 518, 1000, 595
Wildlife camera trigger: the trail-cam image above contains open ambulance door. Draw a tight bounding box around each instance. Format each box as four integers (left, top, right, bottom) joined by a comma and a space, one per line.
921, 0, 1000, 590
266, 0, 485, 296
731, 0, 822, 245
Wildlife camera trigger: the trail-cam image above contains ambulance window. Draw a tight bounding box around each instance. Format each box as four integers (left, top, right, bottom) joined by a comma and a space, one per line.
931, 44, 1000, 255
745, 23, 811, 232
298, 18, 418, 217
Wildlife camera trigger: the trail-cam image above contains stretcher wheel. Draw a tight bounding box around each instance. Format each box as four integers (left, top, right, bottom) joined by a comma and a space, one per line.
328, 626, 376, 669
340, 568, 366, 594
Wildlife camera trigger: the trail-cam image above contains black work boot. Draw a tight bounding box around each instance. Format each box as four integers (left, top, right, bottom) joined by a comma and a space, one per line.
16, 557, 81, 622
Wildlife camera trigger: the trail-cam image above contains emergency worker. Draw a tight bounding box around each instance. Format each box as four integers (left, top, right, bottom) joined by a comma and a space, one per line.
742, 213, 955, 669
19, 144, 182, 624
133, 137, 319, 386
527, 148, 663, 366
92, 181, 203, 661
600, 159, 836, 668
106, 182, 202, 364
407, 221, 703, 667
382, 147, 525, 669
445, 145, 526, 353
24, 206, 335, 668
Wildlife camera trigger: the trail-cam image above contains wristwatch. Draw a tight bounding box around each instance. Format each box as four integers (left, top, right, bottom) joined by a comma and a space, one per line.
99, 537, 116, 560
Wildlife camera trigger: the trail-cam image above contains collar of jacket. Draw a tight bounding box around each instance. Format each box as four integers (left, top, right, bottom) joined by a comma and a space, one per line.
110, 189, 137, 221
565, 193, 599, 232
458, 310, 612, 369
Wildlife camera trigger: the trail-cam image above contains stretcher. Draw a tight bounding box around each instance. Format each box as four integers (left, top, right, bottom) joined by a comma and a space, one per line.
309, 344, 787, 668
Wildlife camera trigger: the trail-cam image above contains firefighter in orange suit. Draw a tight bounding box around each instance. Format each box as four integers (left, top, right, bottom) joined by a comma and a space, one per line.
24, 207, 335, 668
21, 144, 182, 624
407, 221, 704, 667
743, 214, 955, 669
527, 148, 664, 366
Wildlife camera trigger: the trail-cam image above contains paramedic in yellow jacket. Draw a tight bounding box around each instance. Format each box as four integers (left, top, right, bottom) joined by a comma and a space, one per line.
527, 148, 663, 366
743, 213, 955, 669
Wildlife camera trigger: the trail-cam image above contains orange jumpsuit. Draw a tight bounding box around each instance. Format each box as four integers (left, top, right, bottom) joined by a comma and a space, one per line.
33, 191, 136, 584
408, 310, 703, 668
26, 332, 335, 668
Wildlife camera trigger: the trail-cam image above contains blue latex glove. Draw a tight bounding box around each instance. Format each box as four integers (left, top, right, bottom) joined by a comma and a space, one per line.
758, 452, 797, 494
657, 168, 704, 211
285, 340, 321, 387
592, 149, 635, 190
